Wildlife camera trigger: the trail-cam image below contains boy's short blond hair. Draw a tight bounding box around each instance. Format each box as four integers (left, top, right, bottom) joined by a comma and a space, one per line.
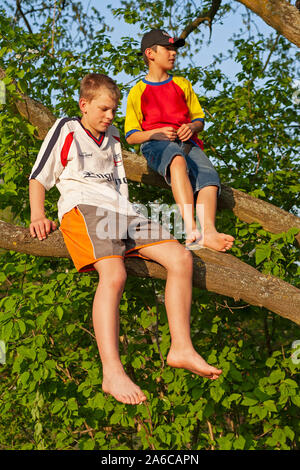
80, 73, 120, 102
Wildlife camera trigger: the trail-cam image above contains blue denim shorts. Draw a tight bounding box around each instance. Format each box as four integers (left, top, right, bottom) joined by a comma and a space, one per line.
141, 140, 221, 197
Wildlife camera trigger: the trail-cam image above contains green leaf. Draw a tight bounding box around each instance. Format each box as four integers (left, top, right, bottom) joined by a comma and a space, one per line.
66, 324, 76, 335
162, 370, 174, 383
17, 319, 26, 335
265, 357, 276, 368
210, 385, 225, 403
263, 400, 277, 412
56, 305, 64, 320
241, 396, 258, 406
255, 244, 271, 265
233, 435, 246, 450
291, 395, 300, 407
79, 438, 95, 450
52, 401, 64, 414
268, 369, 285, 384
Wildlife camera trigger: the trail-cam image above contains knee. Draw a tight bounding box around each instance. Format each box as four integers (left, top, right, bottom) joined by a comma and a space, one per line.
99, 268, 127, 292
110, 270, 127, 291
168, 245, 193, 275
169, 155, 187, 174
181, 248, 193, 272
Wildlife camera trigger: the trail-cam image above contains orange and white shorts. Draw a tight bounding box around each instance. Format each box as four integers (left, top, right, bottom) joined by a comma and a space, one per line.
59, 204, 177, 272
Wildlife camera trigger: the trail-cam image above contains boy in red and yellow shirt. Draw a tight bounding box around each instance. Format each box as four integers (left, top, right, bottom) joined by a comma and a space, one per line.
125, 29, 234, 251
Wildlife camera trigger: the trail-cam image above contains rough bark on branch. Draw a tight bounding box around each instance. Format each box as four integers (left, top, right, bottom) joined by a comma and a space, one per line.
236, 0, 300, 47
1, 220, 299, 325
0, 67, 56, 140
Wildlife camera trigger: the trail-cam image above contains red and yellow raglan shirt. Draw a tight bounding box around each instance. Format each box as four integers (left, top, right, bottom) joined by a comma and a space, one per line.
125, 75, 205, 149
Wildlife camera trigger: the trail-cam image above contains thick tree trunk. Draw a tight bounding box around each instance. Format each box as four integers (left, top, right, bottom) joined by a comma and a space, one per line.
236, 0, 300, 47
0, 220, 299, 325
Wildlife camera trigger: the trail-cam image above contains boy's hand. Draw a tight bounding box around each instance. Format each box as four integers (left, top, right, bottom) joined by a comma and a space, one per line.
151, 126, 177, 141
30, 217, 57, 241
176, 123, 194, 142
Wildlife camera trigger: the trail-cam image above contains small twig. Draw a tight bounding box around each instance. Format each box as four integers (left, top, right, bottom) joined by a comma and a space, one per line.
261, 33, 281, 76
51, 1, 57, 55
16, 0, 33, 33
77, 324, 96, 340
84, 420, 94, 440
72, 427, 95, 436
207, 420, 215, 450
150, 280, 165, 369
136, 415, 155, 450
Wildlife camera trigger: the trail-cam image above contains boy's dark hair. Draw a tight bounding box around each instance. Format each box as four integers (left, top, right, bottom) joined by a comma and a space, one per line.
143, 45, 158, 66
80, 73, 120, 102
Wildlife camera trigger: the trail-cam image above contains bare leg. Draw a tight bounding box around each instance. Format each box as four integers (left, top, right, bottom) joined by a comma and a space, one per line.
169, 155, 201, 245
93, 257, 147, 404
138, 241, 222, 380
196, 186, 235, 252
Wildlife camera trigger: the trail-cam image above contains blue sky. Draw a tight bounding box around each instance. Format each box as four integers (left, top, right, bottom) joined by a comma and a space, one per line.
91, 0, 276, 76
84, 0, 279, 112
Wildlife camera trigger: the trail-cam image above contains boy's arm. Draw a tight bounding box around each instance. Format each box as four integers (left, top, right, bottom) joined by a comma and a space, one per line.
175, 78, 205, 141
28, 118, 67, 240
126, 127, 178, 145
176, 120, 204, 142
29, 179, 57, 240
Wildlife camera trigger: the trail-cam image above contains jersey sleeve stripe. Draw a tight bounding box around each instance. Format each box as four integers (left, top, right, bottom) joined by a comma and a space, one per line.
30, 117, 74, 179
125, 129, 141, 139
60, 132, 74, 167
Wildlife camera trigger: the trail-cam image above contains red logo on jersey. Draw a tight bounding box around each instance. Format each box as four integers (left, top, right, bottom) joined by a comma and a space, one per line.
113, 154, 122, 167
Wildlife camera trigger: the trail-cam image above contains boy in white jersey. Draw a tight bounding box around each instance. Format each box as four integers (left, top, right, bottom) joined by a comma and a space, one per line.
29, 73, 222, 405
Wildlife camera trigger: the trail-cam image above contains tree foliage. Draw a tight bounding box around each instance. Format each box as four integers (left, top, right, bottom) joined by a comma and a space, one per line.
0, 0, 299, 450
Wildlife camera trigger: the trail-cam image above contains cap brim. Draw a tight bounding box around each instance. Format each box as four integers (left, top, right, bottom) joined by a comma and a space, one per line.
138, 37, 185, 56
174, 38, 185, 47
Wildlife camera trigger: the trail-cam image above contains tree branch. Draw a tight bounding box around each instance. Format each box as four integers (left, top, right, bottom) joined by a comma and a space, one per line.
0, 219, 299, 325
235, 0, 300, 47
122, 149, 300, 245
180, 0, 222, 39
15, 0, 33, 34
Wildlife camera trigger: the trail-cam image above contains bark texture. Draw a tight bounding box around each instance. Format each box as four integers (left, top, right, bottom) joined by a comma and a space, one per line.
236, 0, 300, 47
1, 220, 299, 325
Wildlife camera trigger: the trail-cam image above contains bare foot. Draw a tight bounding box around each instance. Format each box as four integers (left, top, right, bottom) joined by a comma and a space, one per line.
185, 229, 203, 251
102, 370, 147, 405
202, 229, 234, 252
167, 348, 222, 380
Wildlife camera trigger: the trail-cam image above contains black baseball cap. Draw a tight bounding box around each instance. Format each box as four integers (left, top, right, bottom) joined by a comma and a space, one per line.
139, 29, 185, 55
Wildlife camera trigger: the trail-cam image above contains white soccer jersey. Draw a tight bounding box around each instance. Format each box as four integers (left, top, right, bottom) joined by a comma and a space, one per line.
29, 117, 139, 222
